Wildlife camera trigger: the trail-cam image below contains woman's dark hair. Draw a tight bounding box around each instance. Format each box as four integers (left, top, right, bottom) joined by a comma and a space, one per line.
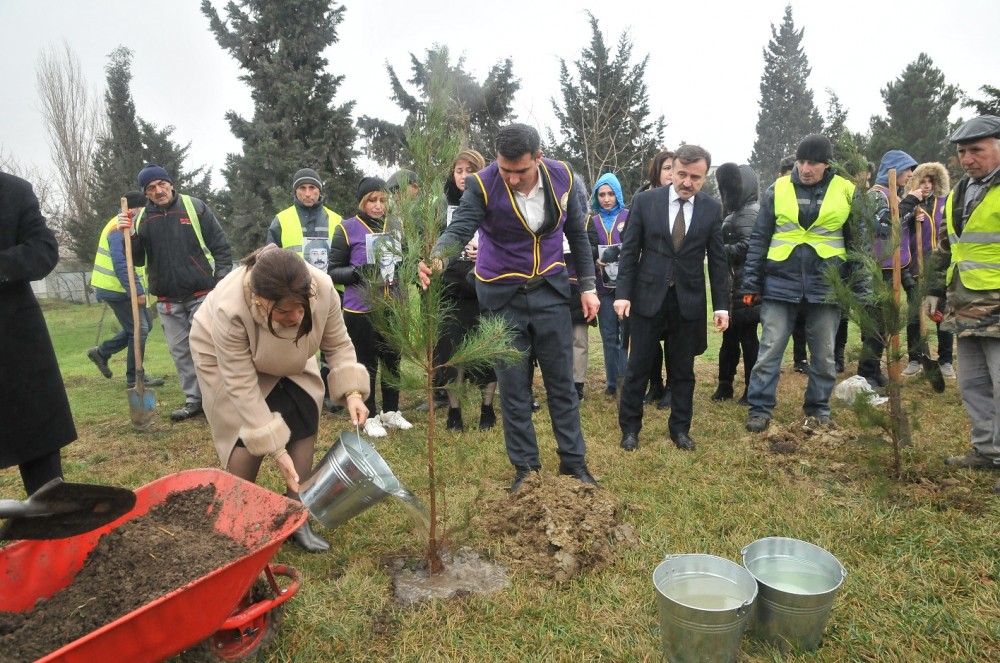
647, 149, 675, 189
243, 245, 314, 343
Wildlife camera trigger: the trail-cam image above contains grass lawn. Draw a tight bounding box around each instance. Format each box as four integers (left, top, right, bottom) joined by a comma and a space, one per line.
4, 299, 999, 661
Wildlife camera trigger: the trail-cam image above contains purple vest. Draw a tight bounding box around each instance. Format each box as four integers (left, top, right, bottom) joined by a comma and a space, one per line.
908, 196, 946, 274
340, 215, 375, 313
591, 209, 629, 294
473, 158, 573, 284
871, 184, 912, 269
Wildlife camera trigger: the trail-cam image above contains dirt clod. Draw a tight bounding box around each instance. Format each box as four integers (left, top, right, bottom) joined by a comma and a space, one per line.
477, 472, 633, 581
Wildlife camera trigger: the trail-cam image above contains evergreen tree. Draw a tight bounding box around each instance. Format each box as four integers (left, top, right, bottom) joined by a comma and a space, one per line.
202, 0, 361, 257
749, 4, 823, 180
80, 47, 214, 265
868, 53, 960, 166
963, 84, 1000, 116
547, 11, 663, 199
357, 45, 520, 168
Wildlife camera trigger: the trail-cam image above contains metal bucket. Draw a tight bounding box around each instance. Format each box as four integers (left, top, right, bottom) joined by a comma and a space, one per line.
741, 537, 847, 652
299, 431, 400, 529
653, 554, 758, 663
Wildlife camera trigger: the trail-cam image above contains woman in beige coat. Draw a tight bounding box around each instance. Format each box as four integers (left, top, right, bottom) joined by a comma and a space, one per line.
190, 245, 369, 552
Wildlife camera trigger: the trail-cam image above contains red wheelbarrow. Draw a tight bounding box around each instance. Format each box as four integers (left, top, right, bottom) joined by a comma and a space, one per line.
0, 468, 308, 662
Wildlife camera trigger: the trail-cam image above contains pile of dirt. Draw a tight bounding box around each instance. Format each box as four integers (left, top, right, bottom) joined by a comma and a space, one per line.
477, 473, 637, 581
761, 418, 855, 456
0, 486, 248, 661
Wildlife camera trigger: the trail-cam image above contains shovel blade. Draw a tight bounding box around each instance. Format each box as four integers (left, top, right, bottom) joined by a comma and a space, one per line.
921, 355, 946, 393
0, 478, 137, 540
127, 386, 157, 431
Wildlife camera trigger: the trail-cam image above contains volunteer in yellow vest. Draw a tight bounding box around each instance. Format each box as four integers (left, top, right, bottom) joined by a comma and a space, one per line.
87, 191, 166, 390
740, 134, 861, 433
928, 115, 1000, 488
266, 168, 342, 272
267, 168, 344, 411
118, 164, 233, 422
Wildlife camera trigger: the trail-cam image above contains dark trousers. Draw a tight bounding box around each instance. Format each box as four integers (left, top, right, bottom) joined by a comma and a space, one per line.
858, 281, 921, 377
718, 317, 759, 385
344, 312, 400, 413
19, 450, 63, 496
620, 287, 699, 438
484, 284, 586, 469
97, 299, 153, 384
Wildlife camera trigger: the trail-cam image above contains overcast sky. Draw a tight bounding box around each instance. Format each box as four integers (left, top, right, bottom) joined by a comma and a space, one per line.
2, 0, 998, 185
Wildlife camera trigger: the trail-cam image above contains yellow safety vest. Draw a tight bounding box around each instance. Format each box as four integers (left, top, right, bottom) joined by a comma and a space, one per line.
91, 217, 147, 293
275, 205, 343, 256
767, 174, 854, 261
945, 184, 1000, 289
134, 194, 215, 271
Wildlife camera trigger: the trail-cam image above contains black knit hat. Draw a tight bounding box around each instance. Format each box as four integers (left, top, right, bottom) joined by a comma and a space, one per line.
292, 168, 323, 192
795, 134, 833, 164
137, 164, 172, 190
124, 191, 146, 208
357, 176, 386, 202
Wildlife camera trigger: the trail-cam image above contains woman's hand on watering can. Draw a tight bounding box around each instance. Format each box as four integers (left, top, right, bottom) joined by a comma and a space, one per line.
273, 450, 299, 493
346, 392, 368, 426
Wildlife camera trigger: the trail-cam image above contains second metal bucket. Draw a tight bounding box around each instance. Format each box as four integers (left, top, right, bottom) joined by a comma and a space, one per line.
653, 554, 758, 663
299, 431, 400, 529
741, 537, 847, 652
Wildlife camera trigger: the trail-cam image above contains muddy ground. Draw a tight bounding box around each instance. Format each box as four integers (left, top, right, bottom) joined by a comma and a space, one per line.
0, 486, 248, 661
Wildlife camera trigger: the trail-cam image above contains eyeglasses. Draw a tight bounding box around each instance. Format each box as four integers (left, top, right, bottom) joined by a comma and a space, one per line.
144, 181, 171, 194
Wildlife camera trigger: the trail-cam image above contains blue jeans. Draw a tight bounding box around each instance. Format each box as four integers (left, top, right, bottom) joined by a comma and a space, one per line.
97, 298, 152, 384
597, 292, 627, 389
747, 300, 840, 419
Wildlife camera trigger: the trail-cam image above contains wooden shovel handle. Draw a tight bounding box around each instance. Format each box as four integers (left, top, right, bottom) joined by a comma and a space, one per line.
120, 197, 144, 394
888, 171, 902, 380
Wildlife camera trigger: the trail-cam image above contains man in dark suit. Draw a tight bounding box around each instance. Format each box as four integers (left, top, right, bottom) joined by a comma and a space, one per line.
614, 145, 730, 451
418, 124, 600, 492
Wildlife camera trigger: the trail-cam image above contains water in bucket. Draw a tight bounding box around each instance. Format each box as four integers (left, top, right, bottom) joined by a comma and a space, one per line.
746, 556, 835, 594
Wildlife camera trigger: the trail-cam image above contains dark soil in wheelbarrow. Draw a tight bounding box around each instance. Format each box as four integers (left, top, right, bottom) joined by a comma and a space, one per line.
0, 485, 249, 662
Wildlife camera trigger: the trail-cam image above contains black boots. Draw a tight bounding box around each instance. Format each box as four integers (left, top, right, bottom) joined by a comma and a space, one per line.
711, 381, 734, 401
575, 382, 585, 402
447, 406, 464, 432
290, 520, 330, 553
479, 403, 497, 430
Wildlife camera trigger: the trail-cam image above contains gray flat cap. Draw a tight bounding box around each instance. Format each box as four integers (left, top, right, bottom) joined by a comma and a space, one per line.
950, 115, 1000, 143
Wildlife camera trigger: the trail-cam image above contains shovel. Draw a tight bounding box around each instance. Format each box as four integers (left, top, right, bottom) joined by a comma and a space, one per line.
0, 478, 136, 540
915, 210, 946, 392
122, 197, 157, 430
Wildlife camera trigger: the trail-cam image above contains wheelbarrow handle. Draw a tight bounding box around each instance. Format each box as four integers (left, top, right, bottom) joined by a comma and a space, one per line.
217, 563, 302, 631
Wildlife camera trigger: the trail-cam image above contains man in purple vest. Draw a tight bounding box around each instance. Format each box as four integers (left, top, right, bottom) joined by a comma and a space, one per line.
419, 124, 600, 492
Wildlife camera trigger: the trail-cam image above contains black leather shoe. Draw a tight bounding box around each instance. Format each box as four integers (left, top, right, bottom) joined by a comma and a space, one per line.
446, 406, 464, 432
170, 401, 203, 422
531, 397, 541, 412
508, 466, 538, 493
657, 388, 672, 410
672, 432, 696, 450
575, 382, 585, 402
620, 432, 639, 452
87, 347, 113, 378
289, 520, 330, 553
643, 382, 664, 404
736, 390, 750, 407
559, 463, 599, 486
711, 383, 734, 401
127, 376, 165, 389
794, 360, 809, 373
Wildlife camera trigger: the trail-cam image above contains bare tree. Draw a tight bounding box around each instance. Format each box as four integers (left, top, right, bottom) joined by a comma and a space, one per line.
0, 146, 64, 233
35, 41, 103, 247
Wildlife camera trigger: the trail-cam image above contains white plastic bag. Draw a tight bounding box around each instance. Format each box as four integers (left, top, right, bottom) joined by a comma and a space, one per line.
834, 375, 888, 406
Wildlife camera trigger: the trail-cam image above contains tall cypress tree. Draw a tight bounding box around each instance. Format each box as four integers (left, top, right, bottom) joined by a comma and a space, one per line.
202, 0, 360, 257
81, 47, 214, 265
868, 53, 960, 165
548, 11, 664, 199
357, 45, 520, 168
749, 4, 823, 180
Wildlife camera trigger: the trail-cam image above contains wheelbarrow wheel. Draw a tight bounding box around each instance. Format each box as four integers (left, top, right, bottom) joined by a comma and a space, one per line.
174, 580, 284, 662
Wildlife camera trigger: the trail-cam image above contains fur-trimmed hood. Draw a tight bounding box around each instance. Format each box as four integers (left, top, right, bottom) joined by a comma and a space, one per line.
715, 162, 759, 214
911, 162, 950, 197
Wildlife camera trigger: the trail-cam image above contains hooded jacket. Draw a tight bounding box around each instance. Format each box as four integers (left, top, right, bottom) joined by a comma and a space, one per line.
716, 163, 759, 309
871, 150, 921, 270
908, 162, 950, 273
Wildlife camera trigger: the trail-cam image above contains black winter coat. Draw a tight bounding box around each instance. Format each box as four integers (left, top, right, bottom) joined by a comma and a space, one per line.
741, 167, 860, 304
717, 164, 760, 312
0, 173, 76, 468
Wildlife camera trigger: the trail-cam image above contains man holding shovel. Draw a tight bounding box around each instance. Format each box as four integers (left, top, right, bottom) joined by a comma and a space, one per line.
930, 115, 1000, 491
119, 165, 233, 422
87, 191, 166, 390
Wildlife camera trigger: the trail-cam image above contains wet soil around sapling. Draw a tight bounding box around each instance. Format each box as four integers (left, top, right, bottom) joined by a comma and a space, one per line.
0, 486, 249, 661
